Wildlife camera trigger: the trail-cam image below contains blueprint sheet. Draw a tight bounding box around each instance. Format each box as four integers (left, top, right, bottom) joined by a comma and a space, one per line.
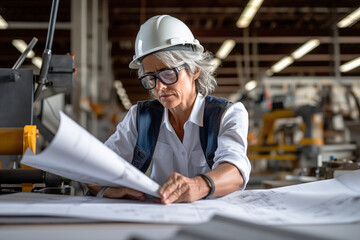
0, 170, 359, 225
20, 112, 160, 197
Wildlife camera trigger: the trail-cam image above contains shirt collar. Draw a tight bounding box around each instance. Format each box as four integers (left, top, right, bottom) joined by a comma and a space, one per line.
188, 93, 205, 127
162, 93, 205, 131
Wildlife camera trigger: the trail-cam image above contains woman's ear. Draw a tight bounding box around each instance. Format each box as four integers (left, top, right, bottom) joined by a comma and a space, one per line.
193, 68, 201, 80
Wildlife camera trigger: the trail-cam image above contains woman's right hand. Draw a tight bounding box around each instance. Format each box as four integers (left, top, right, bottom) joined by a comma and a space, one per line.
86, 184, 146, 201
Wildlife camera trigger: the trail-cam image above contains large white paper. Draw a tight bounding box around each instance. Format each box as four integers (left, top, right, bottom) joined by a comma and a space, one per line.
20, 111, 160, 197
0, 170, 359, 225
205, 169, 360, 225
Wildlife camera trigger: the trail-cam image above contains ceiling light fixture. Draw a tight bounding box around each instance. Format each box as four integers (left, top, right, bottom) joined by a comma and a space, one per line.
271, 56, 294, 73
211, 58, 222, 71
113, 80, 132, 110
291, 39, 320, 60
245, 80, 257, 91
236, 0, 264, 28
12, 39, 35, 58
0, 15, 8, 29
265, 69, 274, 76
340, 57, 360, 72
337, 7, 360, 28
31, 57, 42, 69
216, 40, 236, 59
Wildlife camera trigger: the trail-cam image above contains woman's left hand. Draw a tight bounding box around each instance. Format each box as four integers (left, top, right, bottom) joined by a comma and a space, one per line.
157, 163, 245, 205
158, 172, 210, 205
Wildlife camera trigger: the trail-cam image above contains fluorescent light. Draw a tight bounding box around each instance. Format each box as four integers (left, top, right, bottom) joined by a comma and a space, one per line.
0, 15, 8, 29
291, 39, 320, 59
265, 69, 273, 76
211, 58, 222, 71
245, 80, 257, 91
271, 56, 294, 73
340, 57, 360, 72
117, 88, 127, 98
32, 57, 42, 69
113, 80, 123, 89
113, 80, 132, 110
236, 0, 264, 28
216, 40, 236, 59
12, 39, 35, 58
267, 39, 320, 75
337, 7, 360, 28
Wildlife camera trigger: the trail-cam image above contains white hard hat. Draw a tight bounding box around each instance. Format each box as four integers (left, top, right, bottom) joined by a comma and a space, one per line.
129, 15, 203, 69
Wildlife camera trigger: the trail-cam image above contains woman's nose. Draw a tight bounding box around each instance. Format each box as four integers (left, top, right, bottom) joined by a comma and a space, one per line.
155, 78, 167, 90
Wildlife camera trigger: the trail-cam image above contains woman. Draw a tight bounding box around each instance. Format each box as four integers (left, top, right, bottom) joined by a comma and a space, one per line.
87, 15, 251, 205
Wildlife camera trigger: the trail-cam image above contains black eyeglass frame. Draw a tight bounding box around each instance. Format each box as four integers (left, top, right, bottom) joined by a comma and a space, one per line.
138, 63, 188, 90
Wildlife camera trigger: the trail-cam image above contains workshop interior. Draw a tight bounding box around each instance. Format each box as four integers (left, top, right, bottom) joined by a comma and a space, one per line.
0, 0, 360, 239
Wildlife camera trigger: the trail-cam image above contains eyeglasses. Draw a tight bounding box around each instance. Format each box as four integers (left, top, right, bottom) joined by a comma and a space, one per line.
138, 64, 188, 90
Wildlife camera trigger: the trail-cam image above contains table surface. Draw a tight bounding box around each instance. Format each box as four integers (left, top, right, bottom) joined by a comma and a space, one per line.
1, 216, 359, 240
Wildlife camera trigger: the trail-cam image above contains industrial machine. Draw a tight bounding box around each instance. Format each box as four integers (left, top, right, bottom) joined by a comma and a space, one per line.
247, 87, 359, 185
247, 104, 323, 168
0, 0, 75, 194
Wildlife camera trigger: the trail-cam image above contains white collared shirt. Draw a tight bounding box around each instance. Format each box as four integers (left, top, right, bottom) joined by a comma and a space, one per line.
105, 93, 251, 189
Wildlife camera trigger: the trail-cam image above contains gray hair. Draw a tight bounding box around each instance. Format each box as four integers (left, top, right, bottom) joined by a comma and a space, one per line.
137, 49, 217, 97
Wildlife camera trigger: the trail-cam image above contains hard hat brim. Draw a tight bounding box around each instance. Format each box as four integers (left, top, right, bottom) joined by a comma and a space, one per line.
129, 43, 203, 69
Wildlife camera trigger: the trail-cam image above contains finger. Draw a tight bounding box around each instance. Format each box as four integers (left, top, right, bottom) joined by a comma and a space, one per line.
159, 174, 178, 198
106, 187, 145, 200
160, 182, 178, 200
123, 188, 146, 201
127, 194, 146, 201
158, 175, 175, 191
161, 183, 187, 205
162, 185, 188, 205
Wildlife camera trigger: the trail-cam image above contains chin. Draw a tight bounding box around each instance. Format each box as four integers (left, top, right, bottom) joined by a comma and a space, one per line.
159, 100, 179, 110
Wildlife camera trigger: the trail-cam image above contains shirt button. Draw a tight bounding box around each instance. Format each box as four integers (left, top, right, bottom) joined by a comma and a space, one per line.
182, 152, 185, 156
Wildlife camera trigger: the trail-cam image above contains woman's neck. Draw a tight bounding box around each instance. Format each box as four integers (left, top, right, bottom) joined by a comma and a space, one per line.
168, 93, 197, 142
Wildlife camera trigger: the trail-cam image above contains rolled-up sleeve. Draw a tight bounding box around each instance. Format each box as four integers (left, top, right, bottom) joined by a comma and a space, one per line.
212, 102, 251, 190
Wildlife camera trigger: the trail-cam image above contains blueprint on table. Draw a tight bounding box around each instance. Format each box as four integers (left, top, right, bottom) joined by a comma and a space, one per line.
0, 170, 359, 225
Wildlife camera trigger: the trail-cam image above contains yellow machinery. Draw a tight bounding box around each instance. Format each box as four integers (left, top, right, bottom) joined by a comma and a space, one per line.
0, 126, 38, 156
248, 109, 298, 162
0, 126, 38, 192
247, 105, 324, 170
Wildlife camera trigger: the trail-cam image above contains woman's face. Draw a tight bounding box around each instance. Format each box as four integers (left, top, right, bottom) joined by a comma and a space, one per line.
142, 55, 199, 111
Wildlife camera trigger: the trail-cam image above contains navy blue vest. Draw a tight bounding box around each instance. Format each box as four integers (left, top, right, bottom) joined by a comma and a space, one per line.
131, 95, 232, 173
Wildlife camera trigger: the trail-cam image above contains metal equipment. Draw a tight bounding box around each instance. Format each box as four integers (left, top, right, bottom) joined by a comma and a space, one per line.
0, 68, 34, 128
0, 0, 74, 194
247, 87, 359, 186
247, 103, 324, 173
